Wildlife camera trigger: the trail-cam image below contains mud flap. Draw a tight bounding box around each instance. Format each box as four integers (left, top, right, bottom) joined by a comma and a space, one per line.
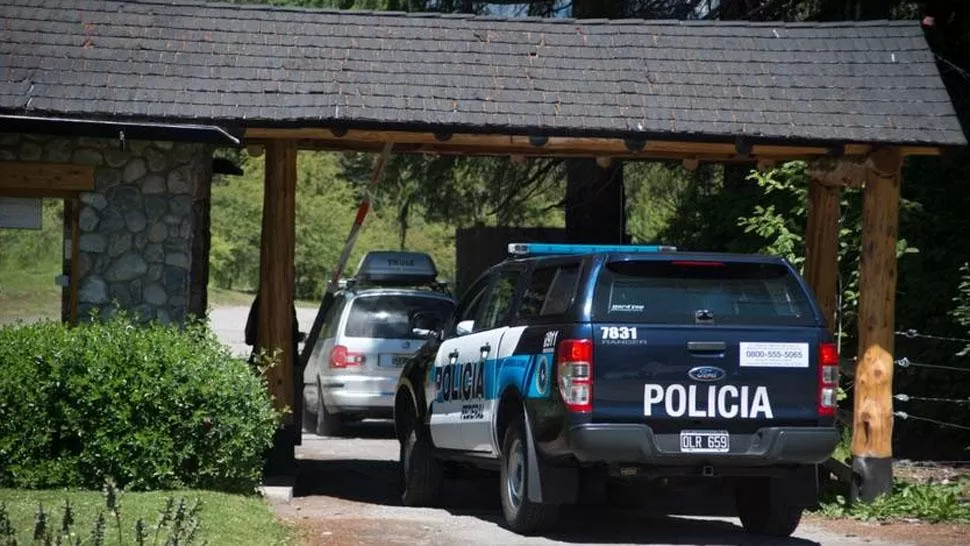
524, 408, 578, 504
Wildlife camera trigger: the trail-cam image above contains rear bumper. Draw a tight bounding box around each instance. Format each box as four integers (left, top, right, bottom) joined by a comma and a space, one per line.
566, 424, 838, 466
307, 373, 396, 414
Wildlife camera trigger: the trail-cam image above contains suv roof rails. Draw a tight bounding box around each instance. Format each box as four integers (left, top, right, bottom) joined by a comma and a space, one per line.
507, 242, 678, 257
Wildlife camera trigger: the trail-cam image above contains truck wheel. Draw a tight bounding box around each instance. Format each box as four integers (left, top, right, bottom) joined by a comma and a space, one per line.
499, 419, 558, 534
736, 479, 803, 537
315, 380, 343, 437
400, 428, 441, 506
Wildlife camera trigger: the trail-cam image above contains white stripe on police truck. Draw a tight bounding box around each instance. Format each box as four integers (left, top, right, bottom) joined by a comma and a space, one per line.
643, 384, 773, 419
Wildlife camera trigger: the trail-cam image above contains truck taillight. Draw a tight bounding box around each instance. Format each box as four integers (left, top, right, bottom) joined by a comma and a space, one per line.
558, 339, 593, 413
818, 342, 839, 417
329, 345, 365, 369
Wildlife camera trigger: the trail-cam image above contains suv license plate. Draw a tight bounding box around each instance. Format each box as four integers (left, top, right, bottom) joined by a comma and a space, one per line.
679, 430, 730, 453
379, 354, 411, 368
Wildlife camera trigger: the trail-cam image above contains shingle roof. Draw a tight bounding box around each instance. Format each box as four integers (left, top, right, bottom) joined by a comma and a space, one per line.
0, 0, 965, 147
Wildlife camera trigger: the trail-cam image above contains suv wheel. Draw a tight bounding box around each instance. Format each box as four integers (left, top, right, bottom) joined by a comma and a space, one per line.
400, 426, 441, 506
736, 478, 803, 537
499, 419, 558, 534
315, 380, 343, 437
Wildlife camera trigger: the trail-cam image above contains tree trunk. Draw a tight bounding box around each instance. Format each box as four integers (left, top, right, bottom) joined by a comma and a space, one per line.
572, 0, 625, 18
565, 159, 626, 244
565, 0, 627, 244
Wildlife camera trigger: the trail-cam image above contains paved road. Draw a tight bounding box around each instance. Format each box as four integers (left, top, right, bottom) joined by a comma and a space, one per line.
207, 306, 915, 546
208, 305, 318, 357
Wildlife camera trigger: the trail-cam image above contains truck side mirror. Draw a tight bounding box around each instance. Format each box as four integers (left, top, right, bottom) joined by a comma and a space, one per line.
455, 320, 475, 336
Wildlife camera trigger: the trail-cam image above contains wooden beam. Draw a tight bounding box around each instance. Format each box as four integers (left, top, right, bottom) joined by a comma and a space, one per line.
806, 157, 866, 188
244, 128, 941, 159
257, 140, 298, 424
852, 146, 903, 503
804, 175, 841, 333
0, 162, 95, 192
278, 138, 764, 163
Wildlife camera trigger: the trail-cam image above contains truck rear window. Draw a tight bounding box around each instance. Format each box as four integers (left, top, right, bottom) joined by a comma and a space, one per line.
344, 295, 455, 339
592, 260, 817, 326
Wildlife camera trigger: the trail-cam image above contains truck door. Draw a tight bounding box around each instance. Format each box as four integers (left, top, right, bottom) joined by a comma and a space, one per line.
429, 275, 490, 451
460, 266, 524, 453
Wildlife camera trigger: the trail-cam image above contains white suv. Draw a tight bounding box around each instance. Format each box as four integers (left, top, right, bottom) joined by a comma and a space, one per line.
303, 252, 455, 436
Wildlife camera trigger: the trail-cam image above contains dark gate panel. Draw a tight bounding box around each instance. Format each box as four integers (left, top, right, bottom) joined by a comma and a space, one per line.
454, 226, 567, 297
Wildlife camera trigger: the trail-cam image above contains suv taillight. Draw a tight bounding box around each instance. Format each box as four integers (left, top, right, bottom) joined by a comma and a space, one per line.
818, 342, 839, 416
329, 345, 365, 369
558, 339, 593, 413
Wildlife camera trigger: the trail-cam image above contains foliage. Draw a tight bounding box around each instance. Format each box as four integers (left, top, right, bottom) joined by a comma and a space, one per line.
0, 313, 279, 492
0, 199, 62, 273
818, 479, 970, 523
953, 263, 970, 356
341, 154, 566, 229
625, 162, 692, 244
0, 487, 291, 546
210, 150, 565, 300
735, 161, 920, 349
0, 200, 64, 323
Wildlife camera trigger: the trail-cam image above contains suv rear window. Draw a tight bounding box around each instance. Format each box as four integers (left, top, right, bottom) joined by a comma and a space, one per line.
592, 260, 817, 326
344, 295, 455, 339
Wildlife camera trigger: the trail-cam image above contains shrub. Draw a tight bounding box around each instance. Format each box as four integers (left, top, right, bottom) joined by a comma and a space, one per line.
0, 313, 279, 492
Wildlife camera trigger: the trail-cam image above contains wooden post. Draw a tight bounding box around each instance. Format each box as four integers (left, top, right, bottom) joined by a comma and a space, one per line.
257, 141, 298, 424
852, 147, 903, 502
804, 177, 841, 333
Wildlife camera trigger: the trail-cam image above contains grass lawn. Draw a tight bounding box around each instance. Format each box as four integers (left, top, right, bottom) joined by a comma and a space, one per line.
0, 264, 62, 325
208, 285, 262, 307
0, 489, 294, 546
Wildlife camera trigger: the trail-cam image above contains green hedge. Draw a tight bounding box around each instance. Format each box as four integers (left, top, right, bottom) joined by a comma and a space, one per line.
0, 314, 279, 492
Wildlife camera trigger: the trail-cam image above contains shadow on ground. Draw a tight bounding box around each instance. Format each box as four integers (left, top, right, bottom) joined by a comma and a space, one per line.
294, 422, 820, 546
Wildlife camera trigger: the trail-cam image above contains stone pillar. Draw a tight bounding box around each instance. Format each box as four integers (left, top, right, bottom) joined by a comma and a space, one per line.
0, 133, 213, 324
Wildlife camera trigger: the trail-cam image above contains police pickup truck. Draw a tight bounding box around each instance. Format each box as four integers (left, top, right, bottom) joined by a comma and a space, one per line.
393, 243, 839, 537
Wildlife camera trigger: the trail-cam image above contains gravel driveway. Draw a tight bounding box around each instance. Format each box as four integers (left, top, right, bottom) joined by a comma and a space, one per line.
274, 426, 917, 546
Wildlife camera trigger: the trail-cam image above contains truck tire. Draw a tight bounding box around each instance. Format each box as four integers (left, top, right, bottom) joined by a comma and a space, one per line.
499, 419, 558, 535
736, 479, 803, 537
315, 380, 343, 437
400, 428, 441, 507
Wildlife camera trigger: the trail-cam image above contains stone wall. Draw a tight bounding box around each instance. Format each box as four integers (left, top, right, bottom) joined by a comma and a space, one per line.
0, 133, 213, 324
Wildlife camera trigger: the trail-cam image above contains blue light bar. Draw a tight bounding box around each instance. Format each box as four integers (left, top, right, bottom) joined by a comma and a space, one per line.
508, 242, 677, 257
